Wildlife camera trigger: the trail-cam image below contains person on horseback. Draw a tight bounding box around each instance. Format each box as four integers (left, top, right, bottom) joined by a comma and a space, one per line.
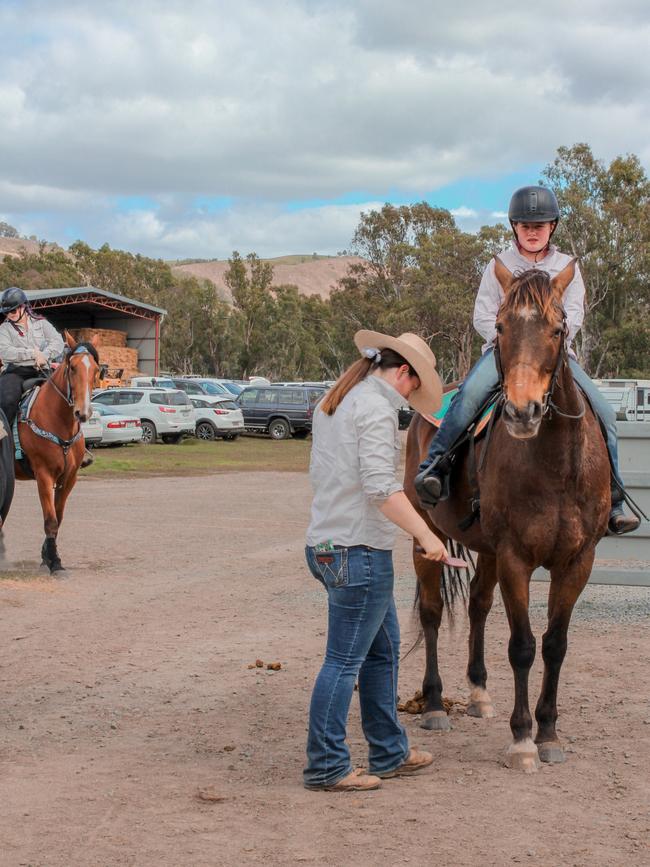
414, 185, 640, 536
0, 287, 94, 468
0, 287, 64, 426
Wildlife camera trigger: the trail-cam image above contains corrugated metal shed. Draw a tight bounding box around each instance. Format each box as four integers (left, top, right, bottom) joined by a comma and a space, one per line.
23, 286, 166, 375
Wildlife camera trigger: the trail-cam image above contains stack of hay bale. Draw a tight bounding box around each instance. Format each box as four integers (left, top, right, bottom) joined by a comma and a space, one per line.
69, 328, 141, 383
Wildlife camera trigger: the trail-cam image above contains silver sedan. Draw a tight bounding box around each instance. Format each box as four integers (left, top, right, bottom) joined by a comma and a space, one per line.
90, 403, 144, 446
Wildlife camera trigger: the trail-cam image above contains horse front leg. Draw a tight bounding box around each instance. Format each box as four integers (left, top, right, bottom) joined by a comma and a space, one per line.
535, 549, 594, 764
415, 545, 450, 732
499, 552, 539, 772
36, 471, 63, 574
466, 553, 498, 718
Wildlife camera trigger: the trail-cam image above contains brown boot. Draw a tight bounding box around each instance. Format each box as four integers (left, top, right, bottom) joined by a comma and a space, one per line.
377, 748, 434, 779
322, 768, 382, 792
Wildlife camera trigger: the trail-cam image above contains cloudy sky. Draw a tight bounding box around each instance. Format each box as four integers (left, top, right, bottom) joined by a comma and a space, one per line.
1, 0, 649, 260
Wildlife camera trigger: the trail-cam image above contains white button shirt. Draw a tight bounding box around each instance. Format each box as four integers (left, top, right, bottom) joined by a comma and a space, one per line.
306, 375, 404, 550
473, 242, 585, 357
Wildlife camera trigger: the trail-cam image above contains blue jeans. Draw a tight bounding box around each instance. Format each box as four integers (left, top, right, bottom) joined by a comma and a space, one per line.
303, 545, 409, 788
420, 349, 624, 499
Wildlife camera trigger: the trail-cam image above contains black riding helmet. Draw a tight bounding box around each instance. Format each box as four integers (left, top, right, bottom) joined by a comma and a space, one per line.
508, 186, 560, 241
0, 286, 29, 314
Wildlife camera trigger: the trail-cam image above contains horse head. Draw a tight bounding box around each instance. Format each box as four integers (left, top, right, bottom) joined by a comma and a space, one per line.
493, 258, 576, 440
62, 332, 101, 423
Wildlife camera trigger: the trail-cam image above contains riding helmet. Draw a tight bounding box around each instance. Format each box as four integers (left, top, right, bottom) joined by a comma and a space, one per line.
508, 186, 560, 223
0, 286, 29, 314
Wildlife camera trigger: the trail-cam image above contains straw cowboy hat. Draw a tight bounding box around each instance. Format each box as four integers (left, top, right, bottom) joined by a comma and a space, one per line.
354, 329, 442, 416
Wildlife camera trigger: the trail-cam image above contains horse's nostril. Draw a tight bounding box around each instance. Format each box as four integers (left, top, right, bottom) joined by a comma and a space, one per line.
504, 400, 519, 421
529, 401, 542, 421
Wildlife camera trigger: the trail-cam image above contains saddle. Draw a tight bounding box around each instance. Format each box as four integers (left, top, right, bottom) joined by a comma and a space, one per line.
421, 387, 497, 438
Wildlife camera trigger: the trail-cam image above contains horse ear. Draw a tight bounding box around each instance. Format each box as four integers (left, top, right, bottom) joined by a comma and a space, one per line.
64, 330, 77, 351
494, 256, 514, 294
551, 258, 577, 298
90, 333, 100, 348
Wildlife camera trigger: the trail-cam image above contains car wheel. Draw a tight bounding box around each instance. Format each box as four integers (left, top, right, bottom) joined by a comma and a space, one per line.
161, 434, 183, 444
268, 418, 291, 440
196, 421, 217, 441
140, 420, 157, 444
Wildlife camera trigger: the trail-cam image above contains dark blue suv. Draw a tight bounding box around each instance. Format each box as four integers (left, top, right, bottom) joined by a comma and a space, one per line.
236, 385, 327, 439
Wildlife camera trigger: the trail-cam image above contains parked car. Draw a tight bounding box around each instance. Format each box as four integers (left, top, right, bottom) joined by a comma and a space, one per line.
236, 384, 326, 440
179, 376, 244, 397
91, 388, 195, 444
169, 377, 232, 398
80, 411, 103, 447
90, 403, 143, 446
129, 376, 176, 389
189, 396, 245, 441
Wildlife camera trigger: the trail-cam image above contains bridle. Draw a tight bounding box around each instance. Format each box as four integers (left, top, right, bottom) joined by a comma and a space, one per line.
493, 310, 585, 421
48, 345, 97, 408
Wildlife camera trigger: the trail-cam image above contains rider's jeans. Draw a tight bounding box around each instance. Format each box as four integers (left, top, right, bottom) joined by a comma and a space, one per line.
418, 349, 499, 471
303, 545, 409, 789
419, 349, 624, 501
0, 365, 41, 427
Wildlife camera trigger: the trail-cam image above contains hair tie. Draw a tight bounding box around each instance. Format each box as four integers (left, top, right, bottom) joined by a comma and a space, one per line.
361, 346, 382, 364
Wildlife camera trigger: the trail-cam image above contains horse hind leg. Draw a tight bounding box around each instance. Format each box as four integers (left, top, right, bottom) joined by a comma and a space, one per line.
466, 553, 498, 719
414, 544, 451, 732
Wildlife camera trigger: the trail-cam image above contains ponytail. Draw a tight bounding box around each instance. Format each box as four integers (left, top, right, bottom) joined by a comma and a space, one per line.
320, 348, 416, 416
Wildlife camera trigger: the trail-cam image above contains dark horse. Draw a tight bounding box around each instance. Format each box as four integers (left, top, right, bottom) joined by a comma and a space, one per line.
404, 260, 610, 772
11, 332, 100, 575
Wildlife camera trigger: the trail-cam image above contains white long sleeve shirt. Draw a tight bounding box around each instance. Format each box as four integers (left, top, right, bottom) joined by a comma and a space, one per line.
473, 243, 585, 357
0, 316, 64, 367
306, 375, 404, 549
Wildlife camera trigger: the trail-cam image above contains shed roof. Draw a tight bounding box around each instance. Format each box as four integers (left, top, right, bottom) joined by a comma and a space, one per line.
24, 286, 166, 317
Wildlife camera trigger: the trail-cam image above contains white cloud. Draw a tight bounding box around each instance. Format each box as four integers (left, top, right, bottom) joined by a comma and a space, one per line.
451, 206, 478, 219
0, 2, 648, 256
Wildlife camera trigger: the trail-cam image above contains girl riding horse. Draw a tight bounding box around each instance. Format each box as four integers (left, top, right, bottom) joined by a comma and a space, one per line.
414, 185, 640, 536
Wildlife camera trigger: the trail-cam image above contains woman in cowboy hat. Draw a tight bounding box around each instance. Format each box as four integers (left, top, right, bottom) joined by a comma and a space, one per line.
303, 329, 447, 792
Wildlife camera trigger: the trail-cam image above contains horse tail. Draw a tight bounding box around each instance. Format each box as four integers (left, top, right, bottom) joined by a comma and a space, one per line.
404, 541, 475, 659
440, 538, 474, 615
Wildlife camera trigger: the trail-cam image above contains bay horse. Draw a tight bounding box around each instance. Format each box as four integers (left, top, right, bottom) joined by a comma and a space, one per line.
12, 332, 100, 575
404, 260, 610, 771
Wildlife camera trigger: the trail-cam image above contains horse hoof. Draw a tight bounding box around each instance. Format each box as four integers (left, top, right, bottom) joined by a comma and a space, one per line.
50, 566, 68, 578
420, 711, 452, 731
467, 701, 497, 719
503, 739, 541, 773
466, 685, 496, 718
537, 741, 566, 764
39, 561, 52, 576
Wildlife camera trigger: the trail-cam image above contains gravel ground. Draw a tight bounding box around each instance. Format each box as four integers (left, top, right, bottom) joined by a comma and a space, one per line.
0, 472, 648, 867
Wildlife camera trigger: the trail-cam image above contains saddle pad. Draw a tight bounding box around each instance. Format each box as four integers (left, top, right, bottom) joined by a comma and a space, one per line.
14, 386, 40, 461
421, 387, 496, 438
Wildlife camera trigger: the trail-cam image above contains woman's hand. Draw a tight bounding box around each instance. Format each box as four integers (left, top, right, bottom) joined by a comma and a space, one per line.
34, 350, 47, 368
416, 531, 448, 562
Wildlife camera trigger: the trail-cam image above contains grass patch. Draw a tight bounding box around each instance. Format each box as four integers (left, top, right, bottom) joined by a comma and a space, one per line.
81, 435, 312, 479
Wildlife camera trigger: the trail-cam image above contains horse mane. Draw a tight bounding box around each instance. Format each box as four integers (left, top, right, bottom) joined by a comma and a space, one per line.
73, 341, 99, 364
499, 268, 563, 323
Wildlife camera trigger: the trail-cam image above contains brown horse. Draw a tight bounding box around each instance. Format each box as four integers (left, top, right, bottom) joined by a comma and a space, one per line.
13, 332, 100, 575
404, 261, 610, 771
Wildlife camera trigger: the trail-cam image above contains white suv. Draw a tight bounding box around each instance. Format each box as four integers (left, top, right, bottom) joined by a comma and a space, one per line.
91, 388, 195, 444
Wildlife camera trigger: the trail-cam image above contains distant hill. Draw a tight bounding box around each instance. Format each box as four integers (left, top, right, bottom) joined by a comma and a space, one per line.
0, 237, 63, 258
171, 254, 364, 301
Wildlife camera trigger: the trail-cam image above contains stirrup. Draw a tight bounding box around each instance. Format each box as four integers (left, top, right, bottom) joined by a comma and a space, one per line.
415, 466, 444, 508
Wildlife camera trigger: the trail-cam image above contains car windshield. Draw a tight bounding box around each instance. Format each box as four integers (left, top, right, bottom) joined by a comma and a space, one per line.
214, 399, 238, 410
222, 382, 243, 395
200, 382, 227, 395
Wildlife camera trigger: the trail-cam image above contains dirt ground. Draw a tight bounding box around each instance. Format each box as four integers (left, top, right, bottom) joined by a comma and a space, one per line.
0, 472, 648, 867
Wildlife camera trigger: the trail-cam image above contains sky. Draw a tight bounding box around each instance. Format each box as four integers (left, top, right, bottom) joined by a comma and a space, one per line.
1, 0, 649, 261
